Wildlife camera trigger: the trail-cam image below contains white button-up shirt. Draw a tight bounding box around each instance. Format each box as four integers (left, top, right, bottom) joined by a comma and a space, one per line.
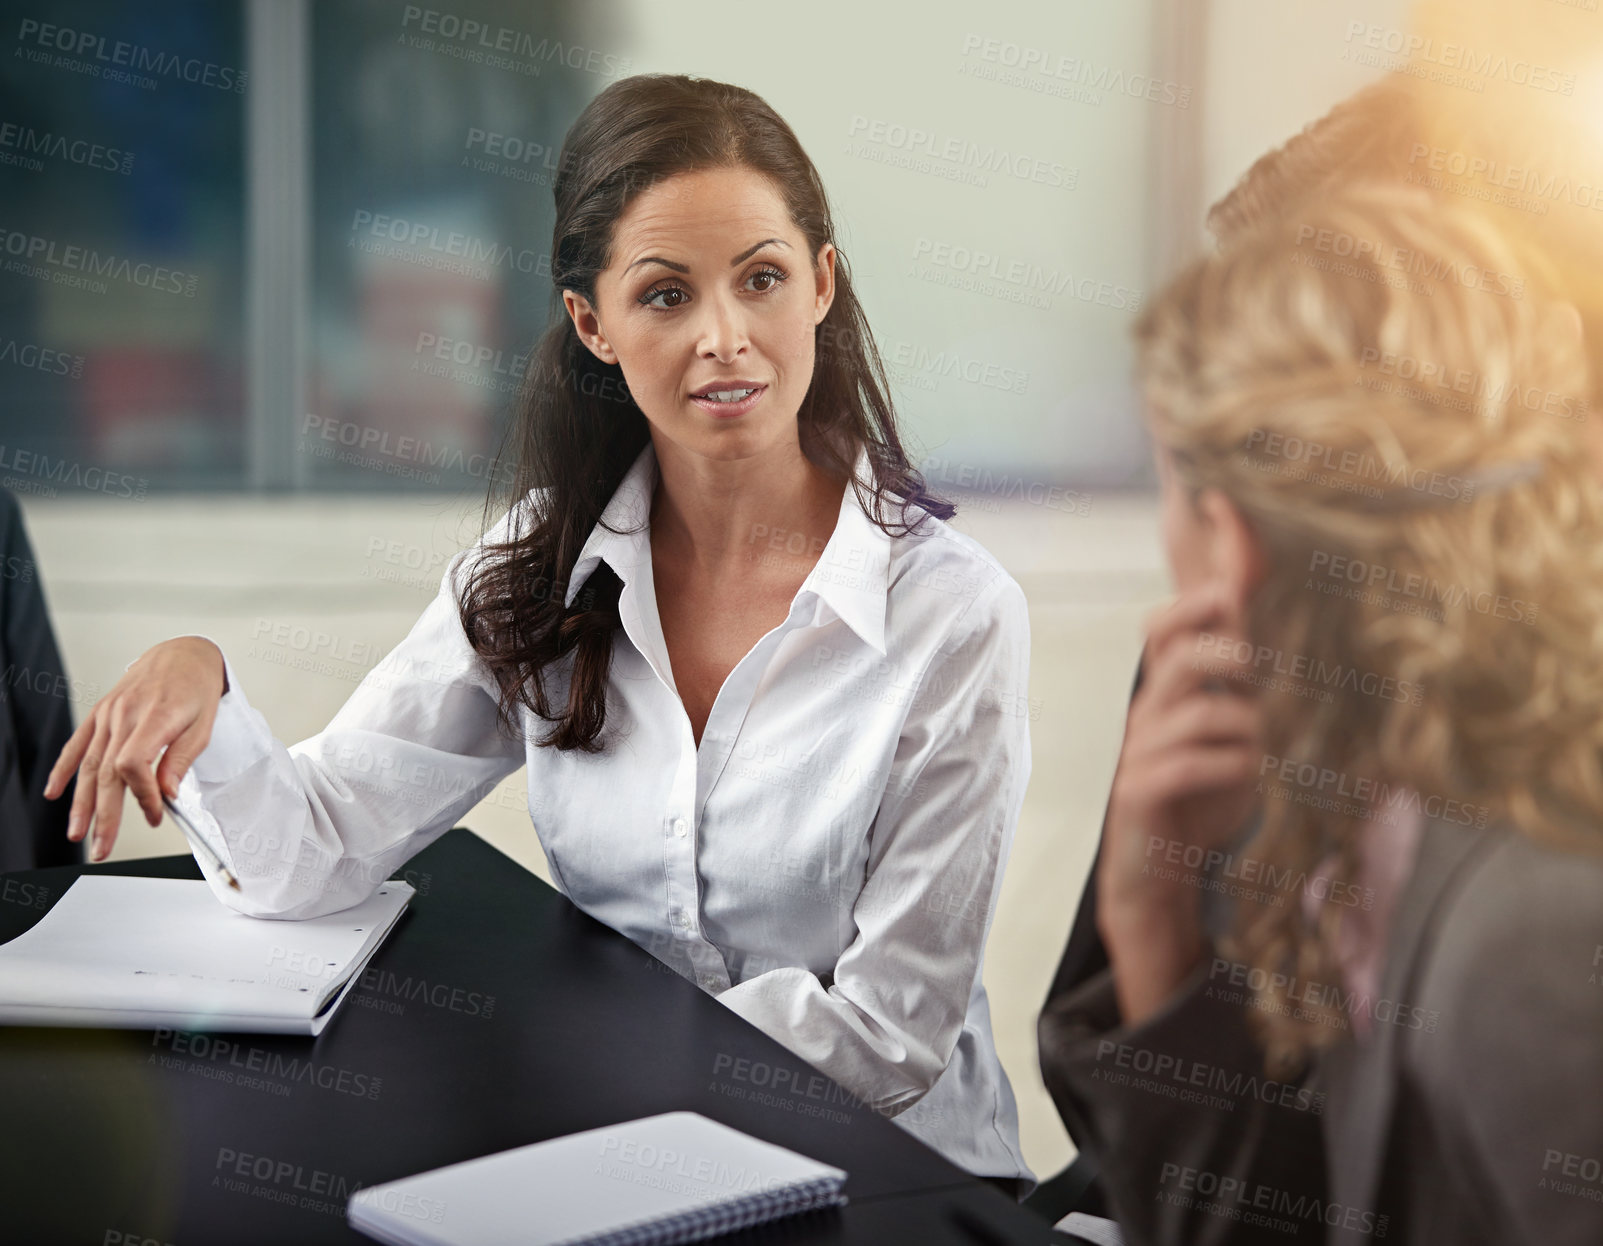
177, 441, 1035, 1187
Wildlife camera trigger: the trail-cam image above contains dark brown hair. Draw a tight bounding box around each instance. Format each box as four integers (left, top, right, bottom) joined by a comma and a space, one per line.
458, 74, 950, 751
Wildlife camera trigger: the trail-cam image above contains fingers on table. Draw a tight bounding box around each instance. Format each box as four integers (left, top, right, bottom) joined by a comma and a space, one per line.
67, 696, 186, 860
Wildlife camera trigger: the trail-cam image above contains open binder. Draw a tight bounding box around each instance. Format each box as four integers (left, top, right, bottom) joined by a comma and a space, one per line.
0, 874, 413, 1034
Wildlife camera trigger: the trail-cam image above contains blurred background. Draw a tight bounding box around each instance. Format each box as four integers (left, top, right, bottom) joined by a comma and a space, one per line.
10, 0, 1593, 1183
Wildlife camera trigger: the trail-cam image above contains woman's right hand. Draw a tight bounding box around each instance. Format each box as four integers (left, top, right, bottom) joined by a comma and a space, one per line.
1096, 583, 1264, 1025
43, 636, 229, 863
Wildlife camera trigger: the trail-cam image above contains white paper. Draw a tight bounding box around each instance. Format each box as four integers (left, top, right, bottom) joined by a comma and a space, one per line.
1056, 1211, 1125, 1246
0, 875, 412, 1033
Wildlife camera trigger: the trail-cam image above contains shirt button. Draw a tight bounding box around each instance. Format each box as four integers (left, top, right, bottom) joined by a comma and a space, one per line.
672, 910, 687, 928
673, 818, 688, 838
701, 976, 720, 991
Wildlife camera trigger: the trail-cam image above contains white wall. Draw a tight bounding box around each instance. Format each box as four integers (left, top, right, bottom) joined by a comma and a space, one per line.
601, 0, 1163, 487
1201, 0, 1413, 226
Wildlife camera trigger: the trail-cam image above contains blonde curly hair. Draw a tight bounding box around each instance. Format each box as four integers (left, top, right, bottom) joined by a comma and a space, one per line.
1136, 182, 1603, 1071
1205, 68, 1603, 405
1205, 75, 1423, 248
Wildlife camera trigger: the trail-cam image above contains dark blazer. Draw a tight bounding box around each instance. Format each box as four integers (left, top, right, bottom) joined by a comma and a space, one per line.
1038, 815, 1603, 1245
0, 488, 79, 870
1045, 657, 1145, 1003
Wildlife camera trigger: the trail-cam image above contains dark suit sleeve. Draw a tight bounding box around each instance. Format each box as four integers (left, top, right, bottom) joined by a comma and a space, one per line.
1045, 655, 1145, 1003
0, 489, 79, 870
1038, 961, 1328, 1246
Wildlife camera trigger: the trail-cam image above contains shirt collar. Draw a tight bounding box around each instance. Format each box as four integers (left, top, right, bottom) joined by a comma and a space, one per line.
563, 441, 657, 607
563, 441, 890, 655
799, 448, 890, 655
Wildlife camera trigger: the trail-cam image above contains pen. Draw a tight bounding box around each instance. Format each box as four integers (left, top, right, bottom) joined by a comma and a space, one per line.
161, 793, 241, 891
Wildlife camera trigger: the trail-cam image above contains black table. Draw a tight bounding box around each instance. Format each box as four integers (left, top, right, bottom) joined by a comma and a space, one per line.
0, 829, 1069, 1244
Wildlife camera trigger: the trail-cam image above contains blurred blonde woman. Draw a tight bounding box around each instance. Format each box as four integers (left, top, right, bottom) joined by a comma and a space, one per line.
1039, 183, 1603, 1245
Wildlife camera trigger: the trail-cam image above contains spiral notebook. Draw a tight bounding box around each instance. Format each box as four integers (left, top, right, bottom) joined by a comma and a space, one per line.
347, 1111, 848, 1246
